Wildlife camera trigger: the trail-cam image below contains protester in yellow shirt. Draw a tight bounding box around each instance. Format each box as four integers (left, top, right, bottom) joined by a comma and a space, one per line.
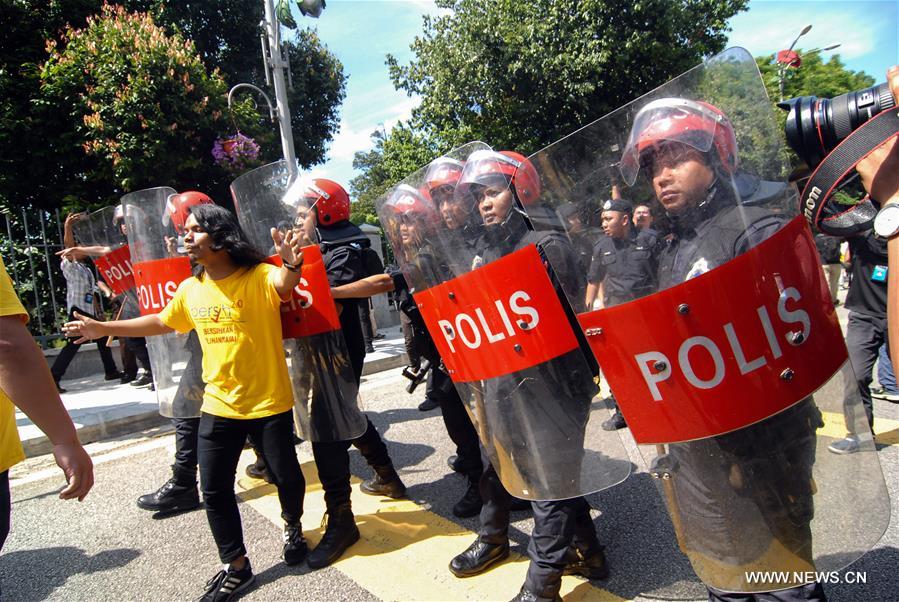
64, 204, 305, 602
0, 256, 93, 552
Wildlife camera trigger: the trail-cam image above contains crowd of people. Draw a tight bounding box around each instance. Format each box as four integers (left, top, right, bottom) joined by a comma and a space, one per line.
1, 64, 898, 602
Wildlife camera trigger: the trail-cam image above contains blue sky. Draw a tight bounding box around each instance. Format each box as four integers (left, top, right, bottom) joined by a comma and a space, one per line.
293, 0, 899, 188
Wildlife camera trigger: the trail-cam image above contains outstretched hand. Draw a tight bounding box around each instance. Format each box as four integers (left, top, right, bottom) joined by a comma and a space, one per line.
62, 311, 101, 344
271, 227, 304, 269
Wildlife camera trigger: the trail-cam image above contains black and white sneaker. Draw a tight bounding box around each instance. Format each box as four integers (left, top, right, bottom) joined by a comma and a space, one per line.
282, 522, 308, 565
198, 561, 255, 601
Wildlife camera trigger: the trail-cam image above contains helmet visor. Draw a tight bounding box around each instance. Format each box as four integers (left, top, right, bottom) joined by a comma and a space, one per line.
619, 98, 721, 186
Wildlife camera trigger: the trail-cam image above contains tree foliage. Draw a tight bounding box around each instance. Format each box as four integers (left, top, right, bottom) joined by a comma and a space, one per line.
386, 0, 748, 153
39, 5, 229, 196
350, 0, 748, 208
0, 0, 345, 213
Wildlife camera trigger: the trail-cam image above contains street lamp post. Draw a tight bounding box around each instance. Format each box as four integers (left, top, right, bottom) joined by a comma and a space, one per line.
262, 0, 299, 178
777, 24, 812, 101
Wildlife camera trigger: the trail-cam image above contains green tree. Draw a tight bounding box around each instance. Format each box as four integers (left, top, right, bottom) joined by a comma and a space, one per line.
756, 50, 875, 105
38, 5, 230, 205
387, 0, 748, 153
1, 1, 345, 212
349, 125, 437, 227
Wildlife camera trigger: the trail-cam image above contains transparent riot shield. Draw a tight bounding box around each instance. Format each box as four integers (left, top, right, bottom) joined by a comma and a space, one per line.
72, 205, 138, 313
230, 161, 367, 442
528, 47, 889, 592
375, 142, 632, 501
122, 187, 203, 418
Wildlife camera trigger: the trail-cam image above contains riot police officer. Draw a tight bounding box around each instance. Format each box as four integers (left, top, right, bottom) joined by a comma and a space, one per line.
622, 97, 825, 602
448, 150, 608, 602
298, 178, 409, 569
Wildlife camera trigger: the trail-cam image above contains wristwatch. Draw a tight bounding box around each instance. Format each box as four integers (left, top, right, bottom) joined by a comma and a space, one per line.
873, 203, 899, 239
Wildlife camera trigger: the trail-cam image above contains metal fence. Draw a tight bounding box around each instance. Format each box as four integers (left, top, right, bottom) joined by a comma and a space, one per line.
1, 208, 108, 348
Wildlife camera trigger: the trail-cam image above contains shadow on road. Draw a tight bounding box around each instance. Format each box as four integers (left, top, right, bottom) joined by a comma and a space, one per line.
0, 546, 140, 600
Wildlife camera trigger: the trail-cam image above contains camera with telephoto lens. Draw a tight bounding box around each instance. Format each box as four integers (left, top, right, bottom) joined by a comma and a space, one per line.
778, 82, 896, 168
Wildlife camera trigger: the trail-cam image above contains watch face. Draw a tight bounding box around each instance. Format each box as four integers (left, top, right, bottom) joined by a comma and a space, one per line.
875, 205, 899, 238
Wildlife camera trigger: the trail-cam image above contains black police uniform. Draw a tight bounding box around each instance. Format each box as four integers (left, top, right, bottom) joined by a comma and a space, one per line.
312, 221, 398, 513
655, 181, 826, 602
474, 211, 603, 599
587, 228, 659, 306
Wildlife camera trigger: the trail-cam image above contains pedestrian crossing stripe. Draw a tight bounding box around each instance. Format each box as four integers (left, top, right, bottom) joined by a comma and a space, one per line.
235, 448, 626, 602
819, 410, 899, 445
235, 412, 896, 602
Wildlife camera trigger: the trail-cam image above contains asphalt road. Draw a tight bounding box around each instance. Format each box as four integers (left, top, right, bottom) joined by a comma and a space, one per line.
2, 366, 897, 601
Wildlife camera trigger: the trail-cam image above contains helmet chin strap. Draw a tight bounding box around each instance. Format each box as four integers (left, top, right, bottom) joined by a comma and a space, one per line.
666, 177, 721, 233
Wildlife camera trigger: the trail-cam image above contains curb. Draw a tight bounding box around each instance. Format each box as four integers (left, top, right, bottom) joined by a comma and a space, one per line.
23, 351, 409, 458
23, 410, 169, 458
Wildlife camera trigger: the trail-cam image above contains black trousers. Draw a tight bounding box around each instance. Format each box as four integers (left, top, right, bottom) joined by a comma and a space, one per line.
122, 336, 151, 377
312, 417, 392, 511
172, 417, 200, 485
400, 312, 420, 370
433, 369, 481, 476
843, 311, 885, 433
198, 411, 304, 563
707, 582, 826, 601
359, 302, 374, 346
478, 448, 599, 595
51, 307, 119, 382
0, 471, 9, 553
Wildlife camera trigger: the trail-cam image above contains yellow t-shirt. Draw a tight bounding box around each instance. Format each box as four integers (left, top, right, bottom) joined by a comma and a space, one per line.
158, 263, 294, 419
0, 256, 27, 473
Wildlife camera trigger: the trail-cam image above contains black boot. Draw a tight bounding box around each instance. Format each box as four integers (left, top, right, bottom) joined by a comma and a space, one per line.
452, 474, 482, 518
449, 538, 509, 577
562, 545, 609, 580
307, 504, 360, 569
510, 586, 562, 602
136, 476, 200, 513
360, 465, 407, 499
245, 455, 272, 483
282, 521, 308, 566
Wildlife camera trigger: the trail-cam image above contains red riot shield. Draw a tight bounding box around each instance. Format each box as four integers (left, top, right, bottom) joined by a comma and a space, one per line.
527, 47, 889, 592
376, 142, 632, 501
230, 161, 367, 442
72, 206, 136, 296
121, 187, 203, 418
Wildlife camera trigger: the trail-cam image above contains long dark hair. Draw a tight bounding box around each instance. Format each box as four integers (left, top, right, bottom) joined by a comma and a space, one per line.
188, 204, 265, 277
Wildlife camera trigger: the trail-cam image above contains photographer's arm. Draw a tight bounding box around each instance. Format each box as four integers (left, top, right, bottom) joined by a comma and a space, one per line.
857, 65, 899, 374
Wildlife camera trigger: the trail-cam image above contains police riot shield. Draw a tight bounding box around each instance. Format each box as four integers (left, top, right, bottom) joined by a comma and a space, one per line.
230, 161, 367, 442
528, 47, 889, 592
375, 142, 632, 501
122, 187, 204, 418
72, 205, 139, 317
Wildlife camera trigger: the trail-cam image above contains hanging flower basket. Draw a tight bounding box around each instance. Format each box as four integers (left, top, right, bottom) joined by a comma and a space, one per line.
212, 132, 260, 173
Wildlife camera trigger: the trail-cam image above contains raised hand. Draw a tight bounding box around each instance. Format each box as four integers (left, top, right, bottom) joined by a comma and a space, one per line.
271, 227, 304, 269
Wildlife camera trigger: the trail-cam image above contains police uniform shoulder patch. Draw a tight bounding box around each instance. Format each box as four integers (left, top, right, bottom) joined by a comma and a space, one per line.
686, 257, 710, 280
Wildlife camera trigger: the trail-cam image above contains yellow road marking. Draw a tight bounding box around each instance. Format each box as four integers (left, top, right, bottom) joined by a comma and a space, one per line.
819, 411, 899, 445
235, 448, 626, 602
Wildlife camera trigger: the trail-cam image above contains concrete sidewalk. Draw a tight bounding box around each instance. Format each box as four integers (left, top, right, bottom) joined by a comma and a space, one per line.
19, 325, 409, 458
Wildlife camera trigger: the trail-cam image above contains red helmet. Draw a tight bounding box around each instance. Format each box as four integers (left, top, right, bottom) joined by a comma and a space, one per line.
455, 149, 541, 207
303, 178, 350, 226
424, 156, 465, 194
163, 191, 214, 233
619, 98, 739, 186
387, 184, 439, 227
